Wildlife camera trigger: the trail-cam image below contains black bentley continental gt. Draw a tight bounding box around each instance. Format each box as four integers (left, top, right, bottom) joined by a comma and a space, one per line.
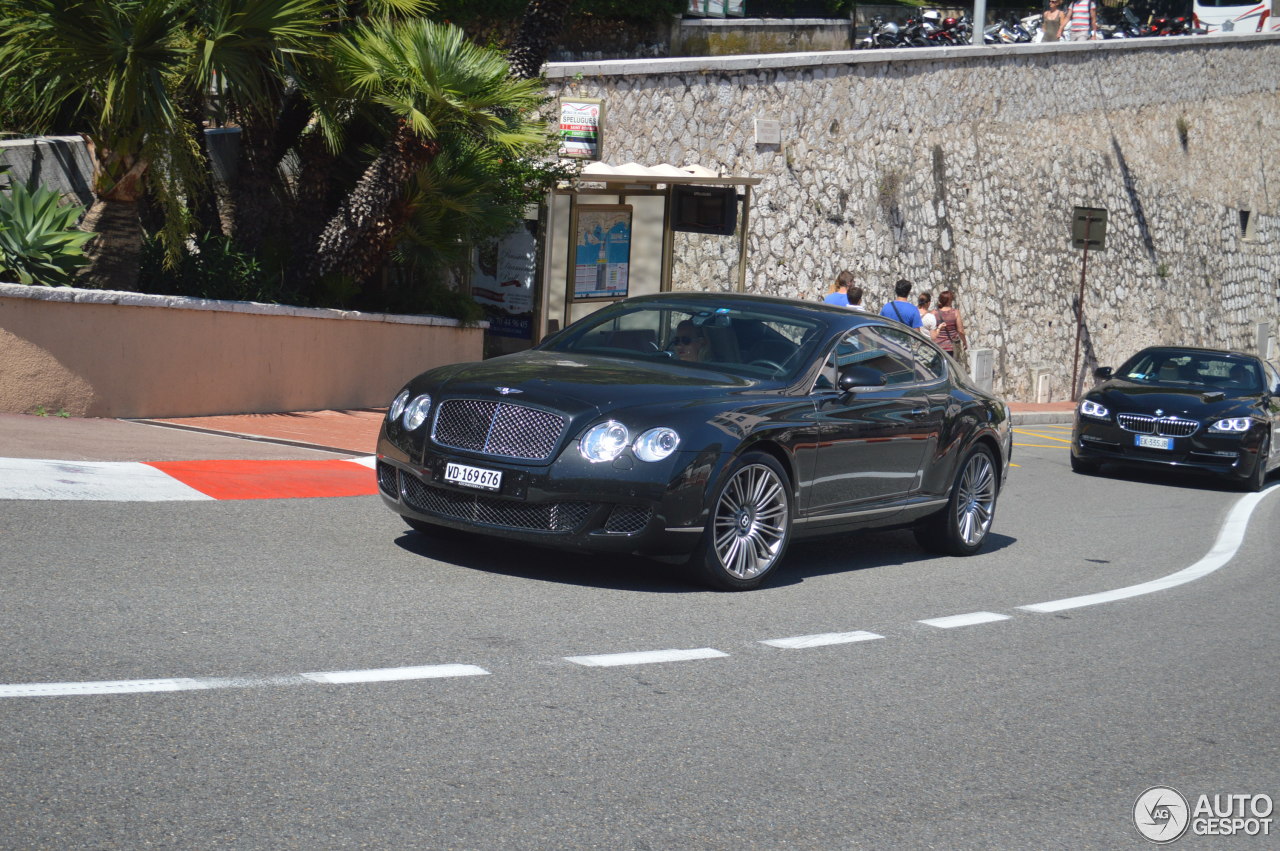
376, 293, 1012, 590
1072, 346, 1280, 491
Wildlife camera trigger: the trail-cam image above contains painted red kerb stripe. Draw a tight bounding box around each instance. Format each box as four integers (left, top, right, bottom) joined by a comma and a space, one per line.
146, 460, 378, 500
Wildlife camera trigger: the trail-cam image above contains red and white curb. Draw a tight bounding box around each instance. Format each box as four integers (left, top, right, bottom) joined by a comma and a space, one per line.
0, 456, 377, 501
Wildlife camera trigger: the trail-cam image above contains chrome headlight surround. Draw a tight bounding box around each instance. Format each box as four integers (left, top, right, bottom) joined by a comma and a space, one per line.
633, 427, 681, 462
403, 393, 433, 431
1079, 399, 1109, 420
1208, 417, 1252, 434
579, 421, 630, 463
388, 390, 410, 423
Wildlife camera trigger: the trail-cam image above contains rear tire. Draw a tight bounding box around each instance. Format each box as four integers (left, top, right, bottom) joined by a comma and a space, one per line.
915, 445, 999, 556
691, 452, 792, 591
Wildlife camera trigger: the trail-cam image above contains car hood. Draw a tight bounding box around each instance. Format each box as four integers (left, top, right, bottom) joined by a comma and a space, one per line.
416, 350, 762, 416
1092, 380, 1258, 417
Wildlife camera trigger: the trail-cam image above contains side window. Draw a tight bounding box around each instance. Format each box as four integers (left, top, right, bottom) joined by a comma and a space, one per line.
836, 326, 919, 385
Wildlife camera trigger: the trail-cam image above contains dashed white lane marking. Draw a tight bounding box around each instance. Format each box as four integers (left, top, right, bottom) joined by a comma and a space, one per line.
564, 648, 729, 667
301, 664, 489, 684
919, 612, 1012, 629
1019, 487, 1273, 613
0, 458, 213, 501
760, 631, 884, 649
0, 678, 212, 697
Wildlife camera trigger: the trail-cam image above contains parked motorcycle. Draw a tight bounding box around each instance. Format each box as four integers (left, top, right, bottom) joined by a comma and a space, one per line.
859, 16, 905, 49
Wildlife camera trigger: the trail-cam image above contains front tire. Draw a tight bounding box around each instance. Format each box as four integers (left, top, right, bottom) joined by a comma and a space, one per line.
691, 452, 792, 591
1240, 435, 1270, 493
915, 444, 999, 556
1070, 451, 1101, 474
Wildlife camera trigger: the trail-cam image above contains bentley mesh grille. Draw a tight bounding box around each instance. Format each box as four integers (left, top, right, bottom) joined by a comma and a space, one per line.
400, 471, 590, 533
432, 400, 566, 461
1117, 414, 1199, 437
376, 461, 399, 496
604, 505, 652, 534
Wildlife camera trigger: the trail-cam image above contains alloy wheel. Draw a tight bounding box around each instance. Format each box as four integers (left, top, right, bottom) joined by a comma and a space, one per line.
711, 463, 789, 580
954, 450, 997, 547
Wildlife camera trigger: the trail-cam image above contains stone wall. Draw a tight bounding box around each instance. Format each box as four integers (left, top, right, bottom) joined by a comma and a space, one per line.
545, 35, 1280, 401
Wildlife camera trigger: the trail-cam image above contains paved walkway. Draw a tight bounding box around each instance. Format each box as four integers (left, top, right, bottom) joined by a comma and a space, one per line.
0, 402, 1075, 501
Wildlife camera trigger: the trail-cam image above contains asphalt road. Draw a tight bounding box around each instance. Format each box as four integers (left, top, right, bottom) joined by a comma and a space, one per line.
2, 426, 1278, 849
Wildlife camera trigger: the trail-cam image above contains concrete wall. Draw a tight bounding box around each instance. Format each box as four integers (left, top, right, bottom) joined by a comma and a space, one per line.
546, 34, 1280, 401
0, 136, 95, 209
0, 283, 482, 418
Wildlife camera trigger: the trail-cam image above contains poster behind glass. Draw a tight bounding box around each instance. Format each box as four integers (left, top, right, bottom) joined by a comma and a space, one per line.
573, 205, 631, 301
471, 219, 537, 339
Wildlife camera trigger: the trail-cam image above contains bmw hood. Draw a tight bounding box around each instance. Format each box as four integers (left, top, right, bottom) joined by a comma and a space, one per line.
1091, 380, 1257, 418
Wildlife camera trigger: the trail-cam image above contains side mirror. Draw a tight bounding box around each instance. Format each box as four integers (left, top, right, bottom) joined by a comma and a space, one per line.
838, 365, 888, 393
1093, 367, 1113, 380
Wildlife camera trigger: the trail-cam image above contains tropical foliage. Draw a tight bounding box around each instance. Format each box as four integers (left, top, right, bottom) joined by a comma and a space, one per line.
0, 173, 96, 286
0, 0, 558, 316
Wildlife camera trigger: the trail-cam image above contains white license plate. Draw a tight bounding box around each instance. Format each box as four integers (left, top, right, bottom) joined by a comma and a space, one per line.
1135, 435, 1173, 450
444, 462, 503, 491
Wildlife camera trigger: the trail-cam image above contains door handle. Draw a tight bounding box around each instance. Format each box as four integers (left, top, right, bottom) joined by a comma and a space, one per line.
910, 408, 928, 418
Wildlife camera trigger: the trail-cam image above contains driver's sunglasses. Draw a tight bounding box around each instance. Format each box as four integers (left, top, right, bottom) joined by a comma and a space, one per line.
674, 335, 701, 345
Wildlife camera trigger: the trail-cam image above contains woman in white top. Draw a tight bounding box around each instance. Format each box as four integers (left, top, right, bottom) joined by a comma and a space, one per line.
917, 292, 938, 339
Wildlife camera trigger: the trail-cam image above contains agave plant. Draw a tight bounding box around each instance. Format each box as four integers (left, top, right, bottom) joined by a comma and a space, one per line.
0, 180, 96, 286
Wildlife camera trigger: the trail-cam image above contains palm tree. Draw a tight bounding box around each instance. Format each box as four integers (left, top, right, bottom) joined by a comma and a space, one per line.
307, 17, 544, 286
507, 0, 574, 80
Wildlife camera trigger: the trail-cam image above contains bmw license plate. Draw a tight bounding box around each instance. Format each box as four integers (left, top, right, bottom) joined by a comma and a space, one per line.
444, 462, 502, 491
1135, 435, 1173, 450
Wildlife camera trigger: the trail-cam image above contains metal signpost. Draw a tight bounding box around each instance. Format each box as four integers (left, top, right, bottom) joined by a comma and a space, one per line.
1070, 206, 1107, 400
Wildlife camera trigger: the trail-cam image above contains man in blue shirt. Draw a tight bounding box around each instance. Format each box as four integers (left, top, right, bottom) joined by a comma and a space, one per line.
879, 278, 923, 328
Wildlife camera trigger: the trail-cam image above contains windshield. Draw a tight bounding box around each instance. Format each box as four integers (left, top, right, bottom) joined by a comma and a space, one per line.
541, 301, 825, 380
1117, 349, 1263, 393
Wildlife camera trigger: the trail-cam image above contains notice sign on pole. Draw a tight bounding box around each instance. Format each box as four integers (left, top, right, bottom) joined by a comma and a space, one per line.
1071, 206, 1108, 250
558, 98, 603, 160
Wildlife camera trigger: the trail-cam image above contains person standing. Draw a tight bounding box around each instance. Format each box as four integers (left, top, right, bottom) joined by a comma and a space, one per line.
848, 285, 868, 311
879, 278, 923, 329
1067, 0, 1096, 41
1041, 0, 1068, 41
824, 270, 855, 307
918, 292, 937, 340
933, 290, 968, 363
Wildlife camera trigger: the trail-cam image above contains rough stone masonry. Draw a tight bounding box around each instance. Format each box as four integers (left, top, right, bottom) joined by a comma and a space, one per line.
546, 35, 1280, 401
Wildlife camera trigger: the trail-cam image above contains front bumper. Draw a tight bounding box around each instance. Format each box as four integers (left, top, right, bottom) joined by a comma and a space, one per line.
375, 436, 723, 556
1071, 416, 1265, 481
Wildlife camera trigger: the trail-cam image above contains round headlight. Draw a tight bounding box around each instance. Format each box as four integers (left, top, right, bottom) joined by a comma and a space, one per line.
1079, 399, 1109, 419
388, 390, 410, 423
580, 421, 630, 463
1209, 417, 1252, 433
403, 394, 432, 431
633, 427, 681, 462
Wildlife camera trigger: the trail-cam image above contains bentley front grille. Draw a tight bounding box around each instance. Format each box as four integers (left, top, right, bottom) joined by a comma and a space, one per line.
400, 470, 590, 533
432, 399, 566, 461
376, 461, 399, 496
1117, 414, 1199, 437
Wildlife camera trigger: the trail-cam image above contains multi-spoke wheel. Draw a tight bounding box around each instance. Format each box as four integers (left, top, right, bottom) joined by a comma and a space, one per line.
915, 444, 999, 556
692, 452, 792, 590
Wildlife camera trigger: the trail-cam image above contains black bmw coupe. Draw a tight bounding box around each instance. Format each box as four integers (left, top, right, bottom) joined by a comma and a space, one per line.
376, 293, 1012, 590
1072, 346, 1280, 491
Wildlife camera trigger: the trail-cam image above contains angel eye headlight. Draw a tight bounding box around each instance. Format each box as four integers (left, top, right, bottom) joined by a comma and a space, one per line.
388, 390, 410, 423
403, 394, 432, 431
1209, 417, 1252, 433
1079, 399, 1109, 420
580, 421, 629, 463
633, 427, 680, 462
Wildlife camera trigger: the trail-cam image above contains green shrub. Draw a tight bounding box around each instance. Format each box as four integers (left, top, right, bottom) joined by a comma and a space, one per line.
137, 232, 293, 304
0, 178, 95, 286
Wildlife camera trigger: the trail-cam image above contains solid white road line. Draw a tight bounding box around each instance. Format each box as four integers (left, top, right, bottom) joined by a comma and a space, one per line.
564, 648, 729, 667
919, 612, 1012, 629
760, 631, 884, 649
1019, 487, 1274, 613
300, 664, 489, 684
0, 458, 213, 501
0, 678, 212, 697
347, 456, 377, 469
